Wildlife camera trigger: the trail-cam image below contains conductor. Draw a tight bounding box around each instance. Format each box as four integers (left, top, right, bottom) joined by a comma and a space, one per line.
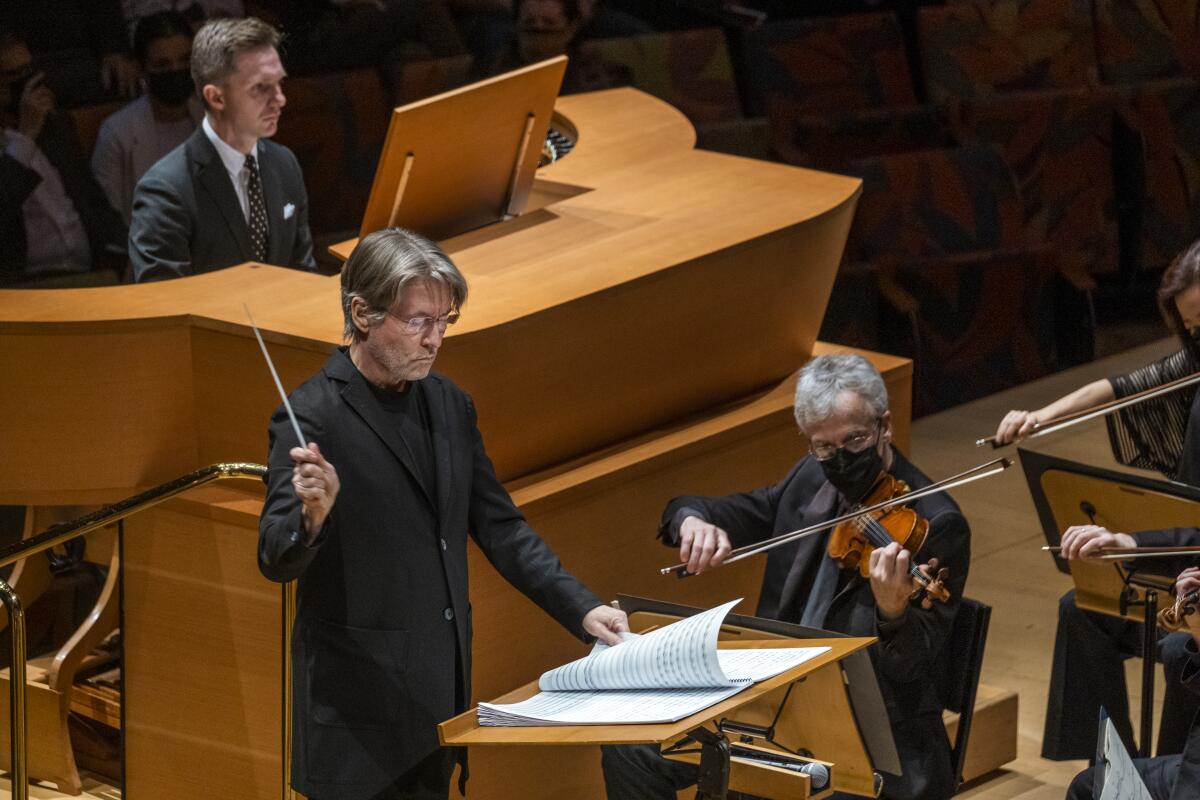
257, 227, 628, 800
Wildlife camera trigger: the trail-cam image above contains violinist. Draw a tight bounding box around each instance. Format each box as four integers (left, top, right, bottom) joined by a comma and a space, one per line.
1066, 566, 1200, 800
1043, 524, 1200, 762
992, 239, 1200, 483
600, 354, 971, 800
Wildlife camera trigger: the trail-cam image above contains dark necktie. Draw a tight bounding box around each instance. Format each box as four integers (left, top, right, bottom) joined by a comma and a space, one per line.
245, 153, 269, 262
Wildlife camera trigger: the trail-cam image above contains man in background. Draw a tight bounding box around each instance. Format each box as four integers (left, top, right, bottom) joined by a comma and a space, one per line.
128, 16, 315, 281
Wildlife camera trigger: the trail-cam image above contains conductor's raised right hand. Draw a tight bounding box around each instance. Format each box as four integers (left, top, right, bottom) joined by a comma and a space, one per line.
993, 410, 1040, 445
679, 515, 731, 575
1059, 524, 1135, 560
291, 442, 339, 535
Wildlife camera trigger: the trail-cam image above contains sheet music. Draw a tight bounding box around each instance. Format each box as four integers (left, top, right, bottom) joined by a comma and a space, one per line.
539, 599, 741, 691
1098, 717, 1153, 800
478, 686, 744, 726
717, 647, 829, 682
477, 600, 832, 726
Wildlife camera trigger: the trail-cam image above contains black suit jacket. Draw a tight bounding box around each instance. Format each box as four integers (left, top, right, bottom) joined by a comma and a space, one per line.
129, 126, 315, 282
258, 348, 602, 799
660, 450, 970, 800
0, 113, 125, 283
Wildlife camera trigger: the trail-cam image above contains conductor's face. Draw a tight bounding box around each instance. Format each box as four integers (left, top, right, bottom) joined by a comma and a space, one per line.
204, 44, 286, 151
351, 278, 455, 391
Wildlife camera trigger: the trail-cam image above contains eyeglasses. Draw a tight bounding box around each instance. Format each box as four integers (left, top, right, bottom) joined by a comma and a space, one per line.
809, 418, 882, 461
387, 310, 460, 336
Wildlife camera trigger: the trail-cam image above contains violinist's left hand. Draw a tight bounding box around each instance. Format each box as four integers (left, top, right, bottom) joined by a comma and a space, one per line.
869, 542, 913, 620
1177, 567, 1200, 640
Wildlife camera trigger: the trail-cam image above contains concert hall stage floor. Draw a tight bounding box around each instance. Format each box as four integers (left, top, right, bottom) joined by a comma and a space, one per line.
0, 339, 1179, 800
914, 336, 1177, 800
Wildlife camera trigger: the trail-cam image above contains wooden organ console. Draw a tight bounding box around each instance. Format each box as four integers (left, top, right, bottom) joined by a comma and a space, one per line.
0, 87, 905, 798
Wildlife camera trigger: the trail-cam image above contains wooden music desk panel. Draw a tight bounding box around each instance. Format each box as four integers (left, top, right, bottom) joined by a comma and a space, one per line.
0, 88, 862, 504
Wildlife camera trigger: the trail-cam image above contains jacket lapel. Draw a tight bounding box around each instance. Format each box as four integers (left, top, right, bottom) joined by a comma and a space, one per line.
776, 481, 840, 620
189, 131, 253, 259
423, 378, 454, 524
258, 145, 288, 265
332, 354, 436, 511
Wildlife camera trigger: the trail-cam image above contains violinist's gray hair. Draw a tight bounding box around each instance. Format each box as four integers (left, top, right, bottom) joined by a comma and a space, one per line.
341, 227, 468, 342
793, 354, 889, 431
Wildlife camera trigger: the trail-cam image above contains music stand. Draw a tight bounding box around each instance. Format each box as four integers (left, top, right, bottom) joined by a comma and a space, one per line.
1020, 447, 1200, 757
330, 56, 567, 260
439, 598, 897, 799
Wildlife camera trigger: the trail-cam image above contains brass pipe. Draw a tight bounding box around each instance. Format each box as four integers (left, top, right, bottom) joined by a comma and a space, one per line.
0, 462, 266, 796
0, 578, 28, 800
283, 580, 297, 800
0, 463, 267, 570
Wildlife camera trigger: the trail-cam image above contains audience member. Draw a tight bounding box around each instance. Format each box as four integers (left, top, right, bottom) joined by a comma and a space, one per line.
255, 0, 466, 76
123, 1, 246, 36
0, 34, 126, 285
128, 17, 315, 281
93, 12, 204, 226
0, 1, 140, 107
481, 0, 646, 91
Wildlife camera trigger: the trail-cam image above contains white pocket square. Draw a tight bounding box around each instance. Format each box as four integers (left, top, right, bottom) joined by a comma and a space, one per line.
283, 203, 295, 220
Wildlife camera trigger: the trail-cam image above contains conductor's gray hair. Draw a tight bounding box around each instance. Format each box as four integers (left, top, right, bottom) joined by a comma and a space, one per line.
793, 354, 888, 431
341, 227, 468, 342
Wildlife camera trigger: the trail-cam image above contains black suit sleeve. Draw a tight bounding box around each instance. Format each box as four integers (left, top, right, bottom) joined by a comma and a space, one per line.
258, 403, 329, 583
129, 169, 194, 282
870, 508, 971, 685
284, 147, 316, 271
1129, 527, 1200, 578
658, 463, 802, 550
464, 396, 602, 641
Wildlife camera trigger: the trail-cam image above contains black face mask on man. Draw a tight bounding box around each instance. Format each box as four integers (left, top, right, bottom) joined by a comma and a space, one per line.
146, 69, 194, 107
819, 440, 884, 504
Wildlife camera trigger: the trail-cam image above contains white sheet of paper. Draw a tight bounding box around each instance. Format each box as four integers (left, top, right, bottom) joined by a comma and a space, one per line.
1098, 717, 1153, 800
478, 685, 745, 726
539, 599, 742, 691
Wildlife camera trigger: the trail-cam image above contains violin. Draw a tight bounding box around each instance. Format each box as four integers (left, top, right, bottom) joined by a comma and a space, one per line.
827, 472, 951, 607
661, 457, 1011, 578
1159, 590, 1200, 631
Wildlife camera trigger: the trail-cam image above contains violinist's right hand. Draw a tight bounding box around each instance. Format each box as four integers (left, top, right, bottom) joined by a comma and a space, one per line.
679, 515, 731, 575
994, 410, 1041, 445
1059, 525, 1136, 560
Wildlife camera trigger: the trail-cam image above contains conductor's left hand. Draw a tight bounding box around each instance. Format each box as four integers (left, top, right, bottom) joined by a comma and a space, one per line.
291, 442, 339, 536
582, 605, 629, 646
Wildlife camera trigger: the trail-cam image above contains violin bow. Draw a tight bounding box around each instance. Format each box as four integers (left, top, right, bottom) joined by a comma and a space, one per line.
1042, 544, 1200, 561
661, 457, 1012, 577
976, 370, 1200, 448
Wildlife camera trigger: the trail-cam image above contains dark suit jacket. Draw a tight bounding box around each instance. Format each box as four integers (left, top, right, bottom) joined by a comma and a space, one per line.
660, 450, 970, 800
0, 113, 125, 283
258, 348, 602, 799
129, 126, 315, 282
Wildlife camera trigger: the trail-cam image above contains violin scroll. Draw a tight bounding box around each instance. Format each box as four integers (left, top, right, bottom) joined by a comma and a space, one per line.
1159, 590, 1200, 632
909, 557, 951, 609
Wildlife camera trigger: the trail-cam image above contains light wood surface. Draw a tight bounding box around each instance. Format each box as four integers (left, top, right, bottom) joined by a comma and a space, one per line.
0, 87, 861, 504
349, 57, 567, 244
438, 637, 873, 747
121, 485, 281, 800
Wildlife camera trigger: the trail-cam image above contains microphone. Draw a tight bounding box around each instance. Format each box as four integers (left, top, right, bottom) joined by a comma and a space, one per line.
729, 746, 830, 791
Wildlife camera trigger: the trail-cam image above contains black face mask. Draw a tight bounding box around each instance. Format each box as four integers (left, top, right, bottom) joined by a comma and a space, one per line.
820, 442, 884, 504
146, 69, 194, 107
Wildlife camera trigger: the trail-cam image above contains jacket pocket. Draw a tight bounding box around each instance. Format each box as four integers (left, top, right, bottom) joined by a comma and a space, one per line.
307, 618, 407, 729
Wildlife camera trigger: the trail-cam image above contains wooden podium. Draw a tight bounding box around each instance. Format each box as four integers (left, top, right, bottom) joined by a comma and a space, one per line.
440, 637, 877, 800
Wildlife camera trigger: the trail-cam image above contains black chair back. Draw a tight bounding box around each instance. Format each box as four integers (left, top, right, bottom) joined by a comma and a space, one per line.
938, 596, 992, 790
